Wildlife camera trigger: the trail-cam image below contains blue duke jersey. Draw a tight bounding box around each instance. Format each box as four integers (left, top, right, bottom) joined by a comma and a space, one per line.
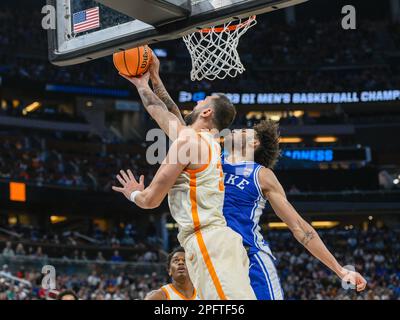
222, 161, 272, 256
222, 158, 284, 300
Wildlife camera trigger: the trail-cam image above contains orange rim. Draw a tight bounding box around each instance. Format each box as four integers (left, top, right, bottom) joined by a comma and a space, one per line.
199, 15, 256, 33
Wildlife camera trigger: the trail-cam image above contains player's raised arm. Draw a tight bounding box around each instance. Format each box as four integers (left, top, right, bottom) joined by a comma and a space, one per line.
149, 54, 185, 125
258, 167, 367, 292
120, 71, 184, 141
112, 134, 191, 209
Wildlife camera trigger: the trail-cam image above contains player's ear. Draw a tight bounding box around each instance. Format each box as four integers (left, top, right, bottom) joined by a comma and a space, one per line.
201, 108, 213, 118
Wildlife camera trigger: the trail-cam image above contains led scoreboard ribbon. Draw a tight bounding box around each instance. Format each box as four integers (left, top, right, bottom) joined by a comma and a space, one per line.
282, 147, 371, 163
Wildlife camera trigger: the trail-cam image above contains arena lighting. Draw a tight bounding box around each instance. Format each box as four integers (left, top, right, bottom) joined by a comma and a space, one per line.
268, 221, 339, 229
50, 216, 67, 224
314, 136, 338, 143
311, 221, 340, 228
153, 48, 168, 58
166, 223, 178, 229
8, 216, 17, 225
279, 137, 303, 144
269, 115, 281, 121
22, 102, 41, 115
394, 179, 399, 185
268, 222, 288, 229
293, 110, 304, 117
12, 100, 20, 108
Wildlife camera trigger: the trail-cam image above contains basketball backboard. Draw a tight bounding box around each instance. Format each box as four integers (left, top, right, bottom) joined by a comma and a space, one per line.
48, 0, 308, 66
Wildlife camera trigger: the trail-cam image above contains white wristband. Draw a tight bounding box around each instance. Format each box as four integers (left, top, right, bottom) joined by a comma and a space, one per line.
130, 191, 142, 203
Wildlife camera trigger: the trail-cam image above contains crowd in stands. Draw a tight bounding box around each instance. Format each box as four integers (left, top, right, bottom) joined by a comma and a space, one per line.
0, 265, 165, 300
1, 4, 400, 92
0, 219, 161, 263
270, 226, 400, 300
1, 240, 158, 264
0, 132, 156, 191
1, 226, 399, 300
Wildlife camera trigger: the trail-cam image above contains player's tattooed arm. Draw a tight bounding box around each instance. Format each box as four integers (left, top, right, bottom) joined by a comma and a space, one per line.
150, 53, 186, 125
121, 71, 184, 141
296, 218, 316, 247
259, 167, 363, 285
137, 85, 168, 114
153, 84, 185, 125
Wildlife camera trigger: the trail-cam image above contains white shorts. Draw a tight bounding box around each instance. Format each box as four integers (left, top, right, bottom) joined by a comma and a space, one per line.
183, 226, 256, 300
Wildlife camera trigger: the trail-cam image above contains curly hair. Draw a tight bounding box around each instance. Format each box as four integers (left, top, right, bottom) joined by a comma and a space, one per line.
254, 119, 281, 169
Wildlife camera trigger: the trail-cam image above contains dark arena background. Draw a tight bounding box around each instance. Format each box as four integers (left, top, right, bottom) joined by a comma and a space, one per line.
0, 0, 400, 302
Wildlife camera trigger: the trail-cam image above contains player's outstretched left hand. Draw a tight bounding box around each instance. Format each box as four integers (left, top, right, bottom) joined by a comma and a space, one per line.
112, 169, 145, 200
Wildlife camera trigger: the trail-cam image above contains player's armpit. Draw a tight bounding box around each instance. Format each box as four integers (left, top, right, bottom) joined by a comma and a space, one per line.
144, 289, 167, 300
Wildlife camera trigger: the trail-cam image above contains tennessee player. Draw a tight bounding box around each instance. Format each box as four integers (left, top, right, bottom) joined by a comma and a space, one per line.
114, 69, 256, 300
145, 247, 199, 300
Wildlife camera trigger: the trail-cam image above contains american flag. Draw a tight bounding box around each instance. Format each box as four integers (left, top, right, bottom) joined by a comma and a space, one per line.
73, 7, 100, 34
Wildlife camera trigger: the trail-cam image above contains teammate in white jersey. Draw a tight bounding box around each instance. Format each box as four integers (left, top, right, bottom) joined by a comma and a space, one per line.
145, 247, 199, 300
114, 69, 256, 300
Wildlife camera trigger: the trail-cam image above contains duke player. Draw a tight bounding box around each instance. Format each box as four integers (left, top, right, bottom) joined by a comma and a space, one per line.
222, 120, 367, 299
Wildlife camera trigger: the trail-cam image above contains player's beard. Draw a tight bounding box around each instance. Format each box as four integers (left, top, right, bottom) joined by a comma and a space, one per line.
184, 110, 200, 126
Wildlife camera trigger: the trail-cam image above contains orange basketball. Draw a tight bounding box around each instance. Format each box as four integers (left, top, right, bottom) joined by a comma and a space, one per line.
113, 45, 153, 77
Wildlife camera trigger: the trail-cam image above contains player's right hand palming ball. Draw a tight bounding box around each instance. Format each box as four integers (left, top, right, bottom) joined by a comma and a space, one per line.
113, 45, 153, 77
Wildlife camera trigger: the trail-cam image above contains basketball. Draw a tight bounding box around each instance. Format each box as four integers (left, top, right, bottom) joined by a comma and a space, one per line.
113, 45, 153, 77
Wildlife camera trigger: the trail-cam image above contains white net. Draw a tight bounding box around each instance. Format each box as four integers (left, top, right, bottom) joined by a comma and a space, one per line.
183, 16, 257, 81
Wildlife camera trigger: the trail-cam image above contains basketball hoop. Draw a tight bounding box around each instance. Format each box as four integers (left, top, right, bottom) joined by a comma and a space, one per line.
183, 16, 257, 81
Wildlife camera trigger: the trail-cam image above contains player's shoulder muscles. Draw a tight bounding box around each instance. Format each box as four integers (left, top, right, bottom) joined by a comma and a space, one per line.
179, 129, 210, 170
164, 128, 196, 167
176, 128, 204, 163
144, 289, 167, 300
176, 127, 198, 142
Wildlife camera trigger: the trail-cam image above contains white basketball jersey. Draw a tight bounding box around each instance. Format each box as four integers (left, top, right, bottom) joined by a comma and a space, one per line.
168, 132, 227, 245
161, 284, 199, 300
